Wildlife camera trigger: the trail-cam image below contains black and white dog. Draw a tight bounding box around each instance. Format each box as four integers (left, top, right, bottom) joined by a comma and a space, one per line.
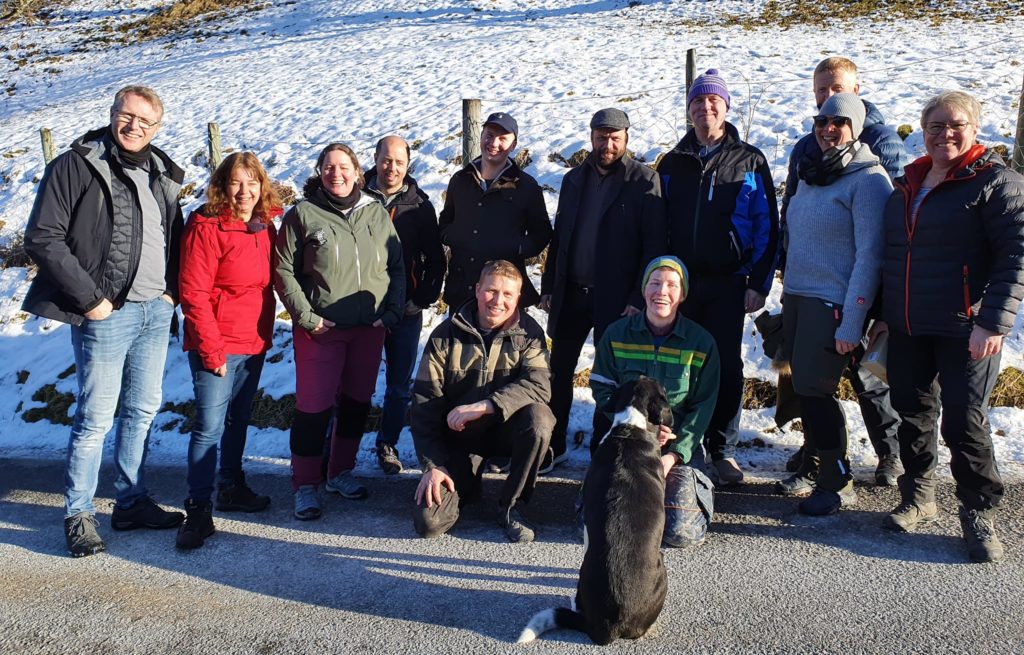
518, 376, 671, 645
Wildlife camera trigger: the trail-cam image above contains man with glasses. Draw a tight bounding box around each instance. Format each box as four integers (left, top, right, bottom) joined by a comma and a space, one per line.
777, 57, 909, 496
24, 85, 186, 557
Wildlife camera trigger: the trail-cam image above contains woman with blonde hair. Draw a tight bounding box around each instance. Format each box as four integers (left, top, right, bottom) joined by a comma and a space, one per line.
176, 152, 283, 549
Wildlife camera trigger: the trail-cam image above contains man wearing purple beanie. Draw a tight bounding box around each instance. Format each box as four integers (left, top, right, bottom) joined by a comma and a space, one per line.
657, 69, 780, 486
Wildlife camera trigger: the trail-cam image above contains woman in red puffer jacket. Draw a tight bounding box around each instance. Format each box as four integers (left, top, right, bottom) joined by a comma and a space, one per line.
176, 152, 283, 550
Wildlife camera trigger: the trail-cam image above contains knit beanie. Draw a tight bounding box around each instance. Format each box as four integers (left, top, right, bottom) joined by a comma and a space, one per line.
642, 256, 689, 298
818, 93, 866, 139
687, 69, 730, 109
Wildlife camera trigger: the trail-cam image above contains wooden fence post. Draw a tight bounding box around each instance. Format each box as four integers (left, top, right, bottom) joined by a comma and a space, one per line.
207, 122, 223, 170
1012, 72, 1024, 174
462, 98, 481, 165
685, 49, 697, 131
39, 127, 56, 165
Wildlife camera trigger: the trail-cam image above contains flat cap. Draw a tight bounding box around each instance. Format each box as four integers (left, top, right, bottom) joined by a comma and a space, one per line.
590, 108, 630, 130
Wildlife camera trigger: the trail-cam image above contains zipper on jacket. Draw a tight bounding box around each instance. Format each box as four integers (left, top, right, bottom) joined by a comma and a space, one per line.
962, 264, 972, 318
352, 232, 362, 289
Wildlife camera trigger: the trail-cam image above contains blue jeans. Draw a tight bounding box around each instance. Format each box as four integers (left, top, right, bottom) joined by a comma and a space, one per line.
377, 311, 422, 448
187, 351, 266, 503
64, 297, 174, 517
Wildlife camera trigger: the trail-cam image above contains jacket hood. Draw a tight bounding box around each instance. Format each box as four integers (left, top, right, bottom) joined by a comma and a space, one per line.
861, 99, 885, 129
900, 144, 996, 195
71, 126, 185, 186
190, 203, 283, 228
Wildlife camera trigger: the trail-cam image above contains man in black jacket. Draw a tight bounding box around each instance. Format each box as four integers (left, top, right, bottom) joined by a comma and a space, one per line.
539, 108, 667, 473
23, 85, 186, 558
438, 112, 551, 311
365, 135, 446, 475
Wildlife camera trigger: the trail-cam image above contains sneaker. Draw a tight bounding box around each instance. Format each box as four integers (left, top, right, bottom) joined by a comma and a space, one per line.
885, 501, 938, 533
325, 470, 369, 500
497, 503, 535, 543
798, 483, 857, 516
376, 444, 403, 476
176, 499, 215, 550
713, 458, 744, 486
293, 485, 322, 520
64, 512, 106, 558
486, 457, 511, 474
111, 497, 185, 531
216, 475, 271, 513
775, 472, 816, 497
959, 507, 1004, 563
874, 454, 904, 487
537, 447, 569, 476
785, 446, 805, 473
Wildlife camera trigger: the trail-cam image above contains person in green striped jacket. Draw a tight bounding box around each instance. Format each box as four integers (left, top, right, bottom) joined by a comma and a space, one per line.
590, 256, 721, 547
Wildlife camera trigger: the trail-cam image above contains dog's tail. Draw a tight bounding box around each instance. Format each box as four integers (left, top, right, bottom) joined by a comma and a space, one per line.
517, 607, 587, 644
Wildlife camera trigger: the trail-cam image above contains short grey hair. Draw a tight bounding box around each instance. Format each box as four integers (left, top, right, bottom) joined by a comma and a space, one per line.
920, 90, 981, 129
111, 85, 165, 121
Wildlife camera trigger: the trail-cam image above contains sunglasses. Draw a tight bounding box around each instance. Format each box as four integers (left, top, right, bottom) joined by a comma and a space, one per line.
812, 115, 852, 130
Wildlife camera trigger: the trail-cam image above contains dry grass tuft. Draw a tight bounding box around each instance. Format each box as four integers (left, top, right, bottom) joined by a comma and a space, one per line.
742, 378, 777, 409
22, 383, 74, 425
272, 181, 298, 207
991, 367, 1024, 408
572, 368, 591, 388
115, 0, 266, 43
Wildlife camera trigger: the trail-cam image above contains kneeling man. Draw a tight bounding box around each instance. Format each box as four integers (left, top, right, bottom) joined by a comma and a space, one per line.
412, 260, 554, 543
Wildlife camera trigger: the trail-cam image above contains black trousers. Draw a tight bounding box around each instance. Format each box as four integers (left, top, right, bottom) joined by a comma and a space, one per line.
413, 403, 554, 537
680, 275, 746, 461
887, 331, 1003, 510
548, 282, 597, 455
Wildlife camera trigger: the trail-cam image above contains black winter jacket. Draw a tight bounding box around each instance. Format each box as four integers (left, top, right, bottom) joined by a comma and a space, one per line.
540, 154, 667, 339
658, 122, 779, 295
881, 146, 1024, 338
438, 160, 551, 309
23, 127, 185, 325
364, 170, 446, 310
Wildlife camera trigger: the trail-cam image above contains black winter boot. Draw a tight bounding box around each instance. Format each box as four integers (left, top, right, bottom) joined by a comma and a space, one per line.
216, 472, 271, 513
175, 499, 215, 550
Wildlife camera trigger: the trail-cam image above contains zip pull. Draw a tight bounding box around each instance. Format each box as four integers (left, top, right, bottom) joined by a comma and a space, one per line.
708, 170, 716, 201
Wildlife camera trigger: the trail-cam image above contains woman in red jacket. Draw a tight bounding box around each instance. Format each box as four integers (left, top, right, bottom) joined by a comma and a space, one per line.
176, 152, 283, 549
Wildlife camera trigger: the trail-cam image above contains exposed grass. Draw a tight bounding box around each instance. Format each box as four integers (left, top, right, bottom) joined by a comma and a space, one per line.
159, 391, 383, 434
992, 367, 1024, 408
22, 383, 74, 425
0, 0, 57, 24
0, 231, 34, 269
715, 0, 1015, 30
115, 0, 267, 43
743, 378, 777, 409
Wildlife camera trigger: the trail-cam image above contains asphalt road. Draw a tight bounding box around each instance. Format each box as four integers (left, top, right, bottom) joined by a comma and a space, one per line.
1, 457, 1022, 654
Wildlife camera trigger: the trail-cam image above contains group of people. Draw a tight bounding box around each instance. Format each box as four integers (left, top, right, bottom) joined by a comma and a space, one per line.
22, 55, 1023, 566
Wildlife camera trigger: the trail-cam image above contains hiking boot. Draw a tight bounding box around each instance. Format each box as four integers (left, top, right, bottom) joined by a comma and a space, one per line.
216, 475, 270, 513
885, 501, 938, 533
293, 485, 322, 520
775, 472, 816, 497
376, 444, 403, 475
874, 454, 904, 487
325, 470, 369, 500
176, 499, 215, 550
538, 447, 569, 476
497, 503, 535, 543
959, 507, 1004, 563
798, 483, 857, 516
713, 458, 744, 486
64, 512, 106, 558
785, 446, 805, 473
111, 497, 185, 531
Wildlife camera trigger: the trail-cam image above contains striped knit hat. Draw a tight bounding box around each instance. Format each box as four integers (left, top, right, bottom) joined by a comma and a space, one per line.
687, 69, 731, 109
642, 256, 690, 298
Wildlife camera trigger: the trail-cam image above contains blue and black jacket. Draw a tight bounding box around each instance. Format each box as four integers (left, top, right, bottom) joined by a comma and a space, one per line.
658, 122, 779, 296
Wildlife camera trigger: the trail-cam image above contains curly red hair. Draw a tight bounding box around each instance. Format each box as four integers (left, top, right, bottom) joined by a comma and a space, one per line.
206, 152, 283, 222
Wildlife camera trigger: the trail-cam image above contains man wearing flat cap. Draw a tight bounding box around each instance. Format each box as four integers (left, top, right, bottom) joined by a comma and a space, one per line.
539, 107, 668, 472
438, 111, 552, 312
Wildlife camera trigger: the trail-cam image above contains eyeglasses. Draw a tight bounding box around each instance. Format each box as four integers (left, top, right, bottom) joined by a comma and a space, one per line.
924, 121, 972, 135
812, 115, 851, 130
113, 111, 160, 131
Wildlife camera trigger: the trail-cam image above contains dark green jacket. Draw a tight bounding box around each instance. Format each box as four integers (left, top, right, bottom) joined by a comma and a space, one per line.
590, 312, 720, 464
274, 189, 404, 331
411, 301, 551, 469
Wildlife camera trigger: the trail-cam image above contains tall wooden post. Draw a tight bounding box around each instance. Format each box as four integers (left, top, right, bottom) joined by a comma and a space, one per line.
685, 48, 697, 131
39, 127, 56, 165
207, 122, 223, 170
1013, 72, 1024, 174
462, 98, 481, 165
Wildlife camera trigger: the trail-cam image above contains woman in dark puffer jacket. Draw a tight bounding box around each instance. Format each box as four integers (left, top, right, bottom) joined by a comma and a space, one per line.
872, 91, 1024, 564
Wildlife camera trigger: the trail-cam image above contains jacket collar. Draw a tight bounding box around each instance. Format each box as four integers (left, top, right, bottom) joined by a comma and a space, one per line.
453, 299, 525, 338
674, 121, 742, 156
900, 143, 992, 196
363, 169, 423, 206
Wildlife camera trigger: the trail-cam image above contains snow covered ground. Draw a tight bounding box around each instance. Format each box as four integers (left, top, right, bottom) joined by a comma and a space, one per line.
1, 0, 1023, 480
